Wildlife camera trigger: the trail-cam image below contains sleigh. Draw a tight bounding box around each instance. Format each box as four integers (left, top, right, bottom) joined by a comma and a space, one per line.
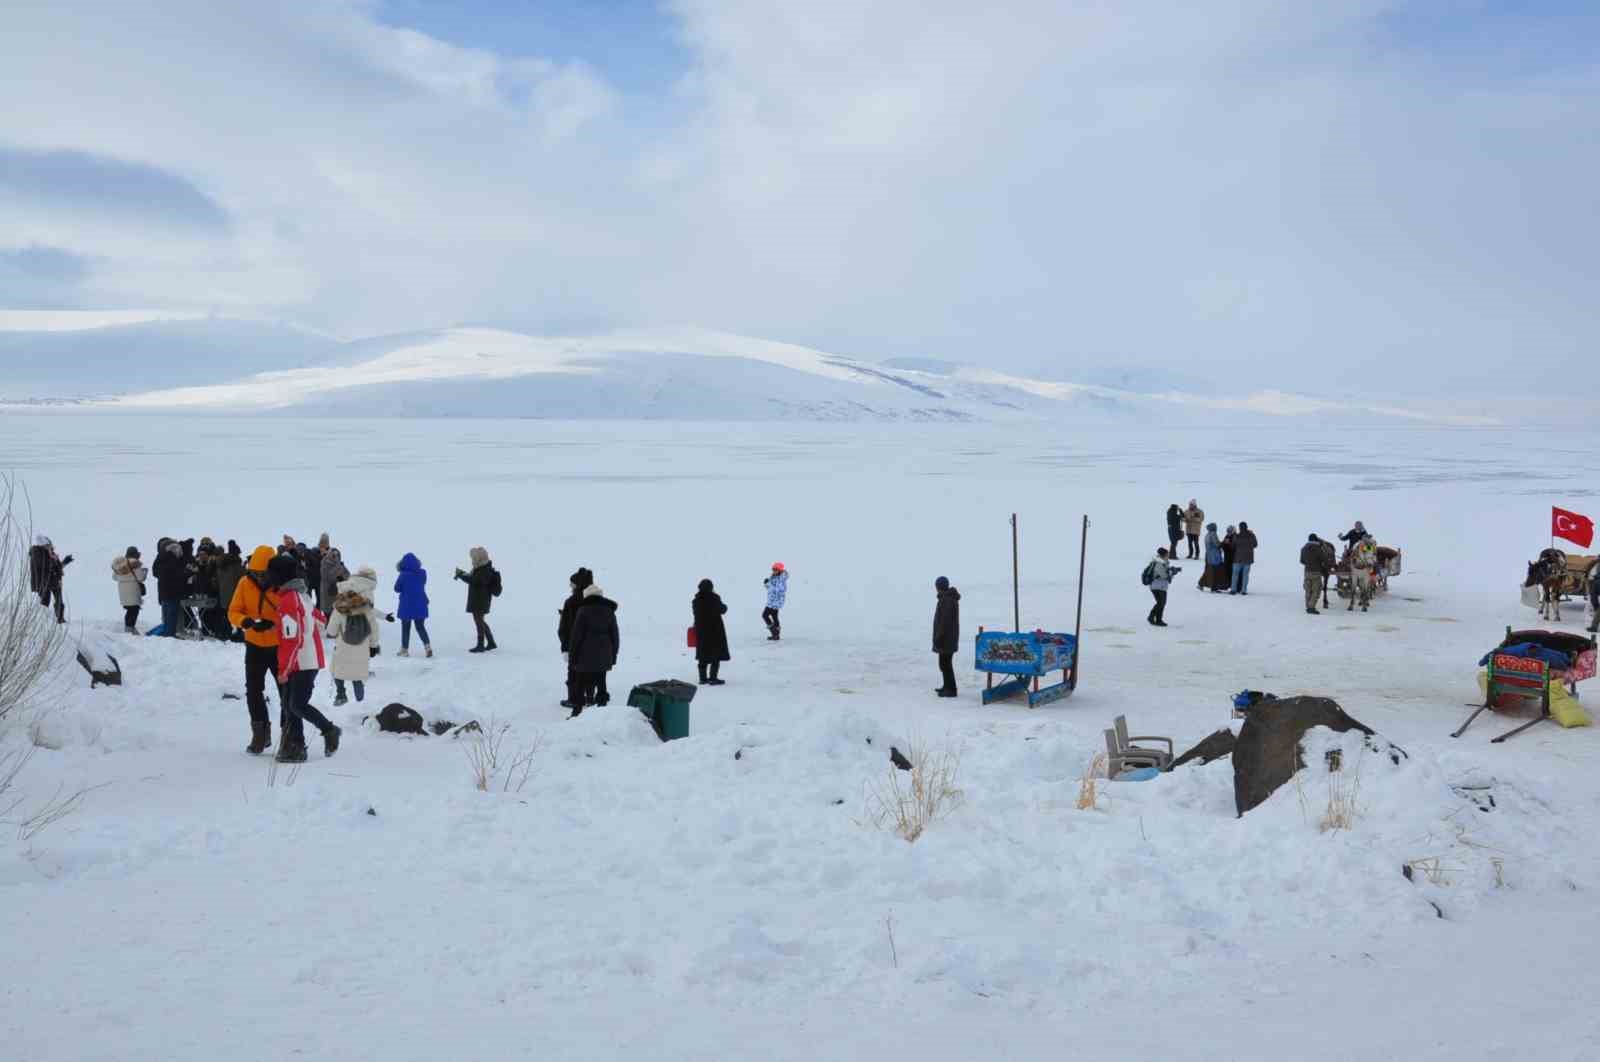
975, 628, 1077, 707
1453, 627, 1597, 742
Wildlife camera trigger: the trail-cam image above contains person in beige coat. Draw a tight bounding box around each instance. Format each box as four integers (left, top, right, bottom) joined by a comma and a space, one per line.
1182, 500, 1205, 559
325, 566, 383, 705
112, 548, 149, 633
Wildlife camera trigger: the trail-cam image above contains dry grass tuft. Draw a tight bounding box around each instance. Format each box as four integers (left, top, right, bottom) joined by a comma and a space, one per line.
1077, 752, 1107, 811
464, 719, 539, 793
863, 738, 964, 843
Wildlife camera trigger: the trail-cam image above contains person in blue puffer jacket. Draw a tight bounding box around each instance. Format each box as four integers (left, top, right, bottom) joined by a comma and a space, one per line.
394, 552, 432, 658
762, 563, 788, 641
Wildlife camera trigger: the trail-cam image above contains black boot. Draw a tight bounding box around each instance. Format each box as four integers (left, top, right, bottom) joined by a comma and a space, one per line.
484, 637, 497, 652
275, 737, 308, 763
323, 725, 341, 758
247, 720, 271, 756
697, 663, 708, 686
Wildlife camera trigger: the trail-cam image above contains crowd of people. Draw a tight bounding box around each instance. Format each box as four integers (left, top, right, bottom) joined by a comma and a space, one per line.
24, 503, 1408, 758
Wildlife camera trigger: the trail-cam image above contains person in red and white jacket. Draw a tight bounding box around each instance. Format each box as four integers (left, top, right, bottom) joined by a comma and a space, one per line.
266, 554, 341, 763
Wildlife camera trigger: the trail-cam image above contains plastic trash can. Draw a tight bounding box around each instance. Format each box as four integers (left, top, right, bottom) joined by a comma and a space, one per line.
627, 679, 697, 742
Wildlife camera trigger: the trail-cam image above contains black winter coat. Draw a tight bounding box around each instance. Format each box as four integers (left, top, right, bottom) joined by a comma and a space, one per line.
559, 592, 583, 651
152, 548, 188, 603
1166, 506, 1183, 536
692, 590, 730, 663
570, 596, 619, 673
932, 586, 961, 654
458, 564, 500, 614
28, 545, 48, 594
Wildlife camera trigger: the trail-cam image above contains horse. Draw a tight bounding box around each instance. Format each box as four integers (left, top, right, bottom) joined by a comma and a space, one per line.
1525, 548, 1569, 622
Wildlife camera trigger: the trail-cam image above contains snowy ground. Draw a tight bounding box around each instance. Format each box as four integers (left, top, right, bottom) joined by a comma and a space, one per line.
2, 413, 1598, 1061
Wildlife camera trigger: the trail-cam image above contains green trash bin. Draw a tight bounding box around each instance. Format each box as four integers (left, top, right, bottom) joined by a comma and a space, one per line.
627, 679, 696, 742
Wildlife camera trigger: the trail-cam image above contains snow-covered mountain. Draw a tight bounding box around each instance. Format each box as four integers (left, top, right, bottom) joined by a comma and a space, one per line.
0, 319, 1496, 424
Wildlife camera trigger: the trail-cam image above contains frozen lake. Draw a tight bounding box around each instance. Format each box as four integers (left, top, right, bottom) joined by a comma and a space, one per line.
2, 412, 1597, 1061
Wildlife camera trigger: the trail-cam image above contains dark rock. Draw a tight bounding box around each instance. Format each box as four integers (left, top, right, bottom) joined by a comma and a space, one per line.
831, 798, 845, 806
1169, 728, 1236, 770
1232, 696, 1374, 817
889, 746, 913, 772
734, 749, 743, 760
375, 703, 428, 736
366, 807, 377, 817
221, 692, 241, 701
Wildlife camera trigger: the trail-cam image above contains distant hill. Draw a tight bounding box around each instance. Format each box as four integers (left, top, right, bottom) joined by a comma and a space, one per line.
0, 319, 1494, 425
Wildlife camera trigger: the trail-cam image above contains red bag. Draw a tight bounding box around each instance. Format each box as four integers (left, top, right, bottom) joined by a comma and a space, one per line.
686, 626, 697, 649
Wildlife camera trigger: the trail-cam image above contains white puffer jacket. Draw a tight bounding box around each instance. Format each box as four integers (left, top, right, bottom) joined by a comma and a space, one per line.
325, 570, 382, 682
111, 556, 148, 607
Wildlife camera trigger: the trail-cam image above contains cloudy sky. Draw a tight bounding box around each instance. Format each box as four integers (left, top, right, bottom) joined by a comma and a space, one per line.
0, 0, 1594, 392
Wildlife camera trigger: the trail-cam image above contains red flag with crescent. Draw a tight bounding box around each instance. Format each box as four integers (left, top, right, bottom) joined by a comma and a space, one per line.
1553, 507, 1595, 548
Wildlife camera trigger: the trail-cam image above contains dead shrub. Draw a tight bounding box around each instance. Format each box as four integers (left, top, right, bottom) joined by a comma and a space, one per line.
863, 738, 964, 843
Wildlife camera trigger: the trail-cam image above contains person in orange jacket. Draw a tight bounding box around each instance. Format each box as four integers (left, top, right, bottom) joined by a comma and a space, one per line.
228, 545, 282, 755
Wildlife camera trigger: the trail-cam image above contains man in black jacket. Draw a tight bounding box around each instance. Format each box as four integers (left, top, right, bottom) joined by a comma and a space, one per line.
151, 538, 188, 637
932, 576, 961, 698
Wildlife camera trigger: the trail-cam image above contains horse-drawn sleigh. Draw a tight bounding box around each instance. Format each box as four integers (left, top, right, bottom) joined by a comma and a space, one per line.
1522, 548, 1597, 623
1332, 543, 1401, 611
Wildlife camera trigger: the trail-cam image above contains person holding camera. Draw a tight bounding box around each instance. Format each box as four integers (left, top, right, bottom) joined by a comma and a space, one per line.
1145, 547, 1179, 627
454, 547, 501, 654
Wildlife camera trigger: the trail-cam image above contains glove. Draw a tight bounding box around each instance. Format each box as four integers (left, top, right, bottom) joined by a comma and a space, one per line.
62, 555, 73, 565
251, 619, 275, 633
385, 613, 395, 623
370, 646, 380, 658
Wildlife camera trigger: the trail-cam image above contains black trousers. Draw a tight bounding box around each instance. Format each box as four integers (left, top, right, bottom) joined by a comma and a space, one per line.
124, 605, 141, 629
280, 670, 333, 743
43, 585, 64, 622
577, 671, 607, 705
697, 659, 721, 682
1148, 589, 1168, 623
472, 612, 494, 647
1185, 532, 1199, 558
762, 607, 781, 636
244, 642, 278, 728
937, 651, 956, 692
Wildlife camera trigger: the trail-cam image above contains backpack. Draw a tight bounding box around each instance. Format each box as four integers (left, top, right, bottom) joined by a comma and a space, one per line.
343, 611, 371, 646
490, 569, 503, 598
1140, 561, 1156, 587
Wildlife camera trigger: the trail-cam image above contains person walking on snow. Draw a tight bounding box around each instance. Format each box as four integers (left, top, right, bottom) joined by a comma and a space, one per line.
762, 563, 788, 641
112, 547, 148, 633
454, 547, 502, 653
932, 576, 961, 697
1165, 504, 1184, 560
1145, 548, 1178, 626
228, 545, 284, 755
1183, 501, 1205, 559
568, 583, 619, 716
393, 552, 432, 657
265, 553, 340, 763
1230, 522, 1258, 595
692, 579, 730, 686
1300, 534, 1331, 615
559, 567, 595, 710
325, 566, 382, 706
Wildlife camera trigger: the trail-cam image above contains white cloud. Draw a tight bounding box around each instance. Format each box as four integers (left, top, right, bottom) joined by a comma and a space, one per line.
0, 0, 1593, 393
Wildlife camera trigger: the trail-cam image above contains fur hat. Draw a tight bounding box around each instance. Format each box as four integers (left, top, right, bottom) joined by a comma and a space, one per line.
469, 546, 490, 569
583, 584, 605, 599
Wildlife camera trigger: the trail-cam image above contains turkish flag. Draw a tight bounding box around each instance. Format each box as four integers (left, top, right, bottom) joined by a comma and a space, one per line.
1553, 507, 1595, 548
